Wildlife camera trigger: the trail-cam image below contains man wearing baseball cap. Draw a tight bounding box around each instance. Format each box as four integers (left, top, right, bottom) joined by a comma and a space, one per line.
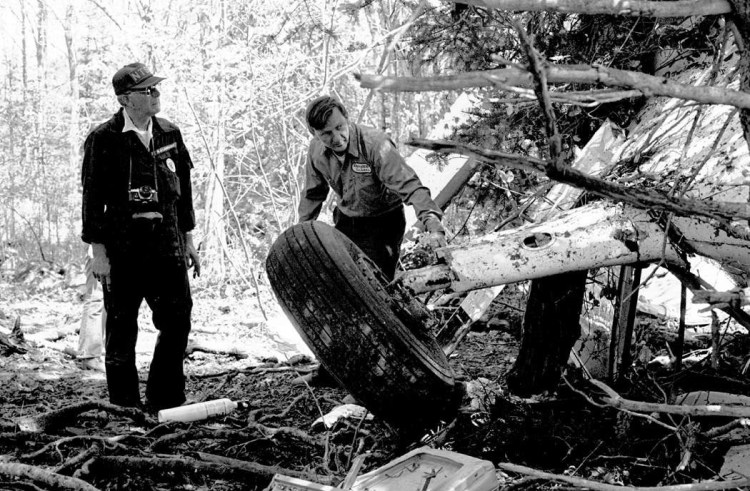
81, 62, 200, 411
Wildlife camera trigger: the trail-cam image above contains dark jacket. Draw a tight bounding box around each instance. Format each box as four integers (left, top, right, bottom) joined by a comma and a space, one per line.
81, 108, 195, 260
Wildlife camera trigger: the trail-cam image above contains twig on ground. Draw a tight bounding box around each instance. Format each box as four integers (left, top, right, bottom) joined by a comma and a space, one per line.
498, 461, 750, 491
702, 418, 750, 440
258, 393, 308, 423
21, 435, 123, 460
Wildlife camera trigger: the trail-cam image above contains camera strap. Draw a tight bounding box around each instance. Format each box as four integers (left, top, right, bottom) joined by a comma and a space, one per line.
127, 143, 159, 194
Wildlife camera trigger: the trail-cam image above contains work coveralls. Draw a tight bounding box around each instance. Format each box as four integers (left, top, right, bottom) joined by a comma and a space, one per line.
81, 108, 195, 409
298, 123, 442, 279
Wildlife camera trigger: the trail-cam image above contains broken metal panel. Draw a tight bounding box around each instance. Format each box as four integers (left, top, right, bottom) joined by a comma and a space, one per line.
530, 120, 625, 221
401, 201, 683, 294
671, 216, 750, 276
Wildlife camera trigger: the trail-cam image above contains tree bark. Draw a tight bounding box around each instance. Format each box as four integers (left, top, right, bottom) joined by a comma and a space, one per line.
506, 271, 587, 396
452, 0, 732, 17
357, 64, 750, 109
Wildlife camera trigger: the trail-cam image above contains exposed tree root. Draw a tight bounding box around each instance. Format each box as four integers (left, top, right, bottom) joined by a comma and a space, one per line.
0, 462, 100, 491
15, 401, 155, 433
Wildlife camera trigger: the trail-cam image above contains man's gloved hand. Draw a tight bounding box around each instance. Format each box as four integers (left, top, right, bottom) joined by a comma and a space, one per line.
422, 215, 448, 249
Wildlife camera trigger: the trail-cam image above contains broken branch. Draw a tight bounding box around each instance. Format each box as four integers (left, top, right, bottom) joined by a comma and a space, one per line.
498, 461, 750, 490
408, 138, 750, 222
452, 0, 732, 17
590, 379, 750, 418
357, 64, 750, 110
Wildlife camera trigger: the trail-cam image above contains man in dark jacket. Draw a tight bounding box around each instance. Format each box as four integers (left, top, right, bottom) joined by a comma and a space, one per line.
298, 95, 447, 280
81, 62, 200, 410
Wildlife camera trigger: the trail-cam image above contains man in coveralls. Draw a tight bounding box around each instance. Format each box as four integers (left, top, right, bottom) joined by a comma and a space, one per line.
295, 95, 447, 385
298, 95, 447, 280
81, 62, 200, 410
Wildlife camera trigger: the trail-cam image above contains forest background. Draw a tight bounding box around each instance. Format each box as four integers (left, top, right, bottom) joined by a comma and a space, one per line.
0, 0, 465, 307
0, 0, 725, 309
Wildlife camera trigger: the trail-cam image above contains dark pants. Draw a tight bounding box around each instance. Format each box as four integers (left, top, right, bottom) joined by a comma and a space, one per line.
103, 254, 192, 410
334, 206, 406, 280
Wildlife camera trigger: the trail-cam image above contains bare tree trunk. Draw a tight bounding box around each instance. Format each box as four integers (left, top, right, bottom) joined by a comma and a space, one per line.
64, 3, 79, 170
507, 271, 587, 396
34, 0, 49, 260
202, 0, 228, 279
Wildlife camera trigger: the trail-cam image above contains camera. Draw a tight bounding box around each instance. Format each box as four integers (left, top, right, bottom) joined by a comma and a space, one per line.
129, 185, 159, 204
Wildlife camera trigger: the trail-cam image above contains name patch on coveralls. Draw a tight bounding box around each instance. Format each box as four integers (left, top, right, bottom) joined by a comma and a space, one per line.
352, 163, 372, 174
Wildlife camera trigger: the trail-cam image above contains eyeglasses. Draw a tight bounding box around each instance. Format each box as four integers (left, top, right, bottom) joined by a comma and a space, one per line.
127, 86, 160, 97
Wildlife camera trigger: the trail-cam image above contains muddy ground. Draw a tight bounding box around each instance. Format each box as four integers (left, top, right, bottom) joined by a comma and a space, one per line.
0, 272, 748, 490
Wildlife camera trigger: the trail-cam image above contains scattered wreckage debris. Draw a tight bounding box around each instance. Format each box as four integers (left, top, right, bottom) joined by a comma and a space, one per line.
0, 316, 27, 356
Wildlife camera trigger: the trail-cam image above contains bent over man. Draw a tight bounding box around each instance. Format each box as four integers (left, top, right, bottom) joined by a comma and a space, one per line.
298, 95, 447, 280
81, 62, 200, 410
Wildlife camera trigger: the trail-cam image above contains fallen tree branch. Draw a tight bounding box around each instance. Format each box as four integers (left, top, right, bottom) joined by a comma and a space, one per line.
356, 64, 750, 109
408, 138, 750, 222
148, 427, 256, 452
191, 362, 317, 379
498, 461, 750, 491
248, 420, 325, 448
80, 454, 319, 488
54, 444, 102, 476
148, 421, 325, 453
490, 87, 645, 107
195, 451, 334, 485
184, 341, 249, 360
702, 418, 750, 440
16, 401, 155, 433
452, 0, 732, 17
590, 379, 750, 418
21, 435, 123, 460
0, 462, 100, 491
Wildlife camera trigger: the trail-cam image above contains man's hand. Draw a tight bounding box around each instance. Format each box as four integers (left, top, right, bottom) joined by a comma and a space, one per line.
90, 243, 111, 291
186, 233, 201, 278
423, 230, 448, 249
421, 215, 448, 250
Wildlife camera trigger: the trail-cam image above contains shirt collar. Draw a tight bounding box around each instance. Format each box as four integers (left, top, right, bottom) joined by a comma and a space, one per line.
121, 109, 153, 144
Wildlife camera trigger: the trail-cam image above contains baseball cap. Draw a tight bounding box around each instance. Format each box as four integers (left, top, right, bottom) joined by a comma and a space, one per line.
112, 62, 165, 95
